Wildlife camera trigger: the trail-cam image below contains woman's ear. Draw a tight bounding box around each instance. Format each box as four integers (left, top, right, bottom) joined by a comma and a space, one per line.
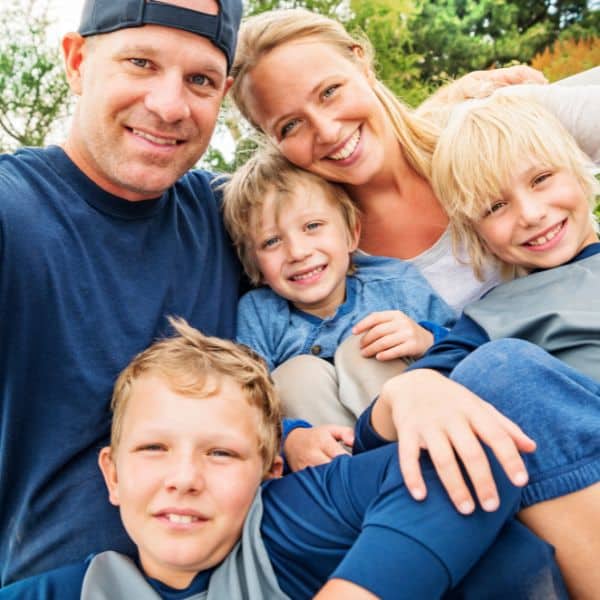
98, 447, 121, 507
351, 45, 375, 85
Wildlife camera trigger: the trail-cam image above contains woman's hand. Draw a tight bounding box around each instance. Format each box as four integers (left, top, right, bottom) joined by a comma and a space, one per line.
353, 310, 434, 360
373, 369, 536, 514
283, 425, 354, 472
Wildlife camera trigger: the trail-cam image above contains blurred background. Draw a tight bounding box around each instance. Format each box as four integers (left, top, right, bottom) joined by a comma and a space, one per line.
3, 0, 599, 170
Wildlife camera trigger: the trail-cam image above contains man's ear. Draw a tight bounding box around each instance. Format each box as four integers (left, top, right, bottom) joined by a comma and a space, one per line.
223, 75, 234, 96
98, 447, 120, 507
62, 32, 87, 95
264, 455, 284, 480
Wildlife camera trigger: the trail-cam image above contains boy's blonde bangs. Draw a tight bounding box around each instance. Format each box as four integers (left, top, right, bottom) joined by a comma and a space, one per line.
110, 317, 283, 474
433, 94, 599, 278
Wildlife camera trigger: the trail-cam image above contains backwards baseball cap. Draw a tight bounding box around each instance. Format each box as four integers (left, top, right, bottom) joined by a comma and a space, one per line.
78, 0, 243, 71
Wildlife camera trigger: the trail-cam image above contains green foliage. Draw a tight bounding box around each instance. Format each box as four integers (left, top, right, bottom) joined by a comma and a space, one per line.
0, 2, 71, 151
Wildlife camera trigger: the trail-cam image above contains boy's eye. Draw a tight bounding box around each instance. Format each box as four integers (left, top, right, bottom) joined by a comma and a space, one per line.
137, 443, 166, 452
305, 221, 323, 231
483, 200, 506, 217
129, 58, 151, 69
261, 236, 280, 249
280, 119, 299, 139
208, 448, 235, 459
532, 172, 552, 187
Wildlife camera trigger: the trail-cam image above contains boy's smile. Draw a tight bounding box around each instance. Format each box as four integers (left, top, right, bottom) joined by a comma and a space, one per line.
475, 163, 597, 271
252, 182, 360, 318
99, 375, 270, 589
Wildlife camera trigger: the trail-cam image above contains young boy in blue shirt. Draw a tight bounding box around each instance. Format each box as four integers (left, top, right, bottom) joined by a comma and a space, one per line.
0, 317, 565, 599
222, 148, 455, 467
372, 93, 600, 596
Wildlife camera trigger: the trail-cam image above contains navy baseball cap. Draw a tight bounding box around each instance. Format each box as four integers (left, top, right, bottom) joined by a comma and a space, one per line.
78, 0, 243, 71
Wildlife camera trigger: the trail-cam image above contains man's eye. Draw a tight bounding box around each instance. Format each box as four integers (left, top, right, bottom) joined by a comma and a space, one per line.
129, 58, 150, 68
189, 74, 212, 87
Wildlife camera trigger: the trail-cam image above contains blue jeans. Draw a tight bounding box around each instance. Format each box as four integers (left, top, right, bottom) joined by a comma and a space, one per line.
450, 338, 600, 507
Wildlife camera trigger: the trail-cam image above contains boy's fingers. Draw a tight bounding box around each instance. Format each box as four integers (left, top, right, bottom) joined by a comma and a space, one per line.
424, 427, 477, 514
493, 408, 537, 453
472, 410, 530, 488
447, 423, 500, 512
398, 429, 428, 502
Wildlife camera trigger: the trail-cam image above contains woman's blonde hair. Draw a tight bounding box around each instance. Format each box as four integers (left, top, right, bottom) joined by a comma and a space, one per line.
230, 8, 439, 181
222, 144, 360, 285
110, 317, 282, 474
432, 94, 600, 279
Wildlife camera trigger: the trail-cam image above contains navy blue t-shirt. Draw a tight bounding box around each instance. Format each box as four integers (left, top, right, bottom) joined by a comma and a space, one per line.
0, 147, 241, 585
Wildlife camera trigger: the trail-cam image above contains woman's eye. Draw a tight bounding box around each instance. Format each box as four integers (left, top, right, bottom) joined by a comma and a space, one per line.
280, 119, 299, 138
322, 84, 340, 99
306, 221, 322, 231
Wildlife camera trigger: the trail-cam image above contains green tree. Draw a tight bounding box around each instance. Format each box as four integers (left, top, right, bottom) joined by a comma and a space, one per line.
0, 1, 71, 151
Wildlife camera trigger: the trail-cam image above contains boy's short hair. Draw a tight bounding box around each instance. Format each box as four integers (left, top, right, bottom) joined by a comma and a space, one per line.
222, 145, 360, 285
432, 94, 600, 279
110, 317, 282, 473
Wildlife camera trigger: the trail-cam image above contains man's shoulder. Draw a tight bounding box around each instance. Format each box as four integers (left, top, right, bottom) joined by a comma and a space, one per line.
0, 561, 87, 600
353, 253, 427, 284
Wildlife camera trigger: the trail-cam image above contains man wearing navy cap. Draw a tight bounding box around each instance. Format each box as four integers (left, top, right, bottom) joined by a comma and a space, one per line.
0, 0, 244, 586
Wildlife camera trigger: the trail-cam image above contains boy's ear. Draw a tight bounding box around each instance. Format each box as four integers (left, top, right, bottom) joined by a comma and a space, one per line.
348, 219, 361, 252
98, 447, 121, 507
264, 455, 284, 480
62, 32, 87, 96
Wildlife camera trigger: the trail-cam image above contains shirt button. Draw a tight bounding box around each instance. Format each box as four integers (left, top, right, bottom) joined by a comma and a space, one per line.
310, 345, 322, 355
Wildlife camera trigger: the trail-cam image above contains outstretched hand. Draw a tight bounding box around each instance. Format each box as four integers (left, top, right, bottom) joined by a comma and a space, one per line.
352, 310, 434, 360
373, 369, 536, 514
283, 424, 355, 472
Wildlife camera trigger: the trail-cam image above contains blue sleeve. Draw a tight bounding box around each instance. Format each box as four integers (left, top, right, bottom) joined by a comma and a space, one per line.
353, 401, 390, 454
419, 320, 450, 343
236, 291, 276, 371
0, 562, 87, 600
407, 313, 491, 377
262, 443, 522, 599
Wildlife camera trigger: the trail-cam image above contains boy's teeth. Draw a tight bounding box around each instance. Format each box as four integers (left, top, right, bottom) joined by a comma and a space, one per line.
166, 514, 198, 524
291, 266, 324, 281
528, 222, 562, 246
329, 130, 360, 160
133, 129, 178, 146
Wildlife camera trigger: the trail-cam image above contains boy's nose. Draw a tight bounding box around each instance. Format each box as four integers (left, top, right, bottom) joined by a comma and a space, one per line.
517, 194, 547, 226
144, 74, 191, 123
286, 237, 311, 261
164, 455, 204, 493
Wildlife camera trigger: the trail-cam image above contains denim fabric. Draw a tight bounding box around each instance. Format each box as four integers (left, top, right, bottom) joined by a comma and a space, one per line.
237, 253, 456, 371
451, 338, 600, 507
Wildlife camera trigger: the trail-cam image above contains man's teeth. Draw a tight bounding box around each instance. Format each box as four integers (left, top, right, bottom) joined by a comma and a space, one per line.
329, 130, 360, 160
166, 513, 199, 524
527, 223, 562, 246
133, 129, 178, 146
291, 266, 324, 281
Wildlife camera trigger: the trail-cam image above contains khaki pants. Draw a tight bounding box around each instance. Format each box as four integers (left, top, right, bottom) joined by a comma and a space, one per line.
272, 335, 409, 427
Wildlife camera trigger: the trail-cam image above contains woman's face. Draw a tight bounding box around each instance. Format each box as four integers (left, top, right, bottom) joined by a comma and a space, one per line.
242, 39, 397, 187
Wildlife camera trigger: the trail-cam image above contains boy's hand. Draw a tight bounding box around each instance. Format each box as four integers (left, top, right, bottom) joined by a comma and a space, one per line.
353, 311, 434, 360
284, 425, 354, 472
373, 369, 536, 514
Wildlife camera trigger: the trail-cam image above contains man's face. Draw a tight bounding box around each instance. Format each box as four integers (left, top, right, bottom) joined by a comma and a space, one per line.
63, 16, 231, 201
99, 374, 274, 589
